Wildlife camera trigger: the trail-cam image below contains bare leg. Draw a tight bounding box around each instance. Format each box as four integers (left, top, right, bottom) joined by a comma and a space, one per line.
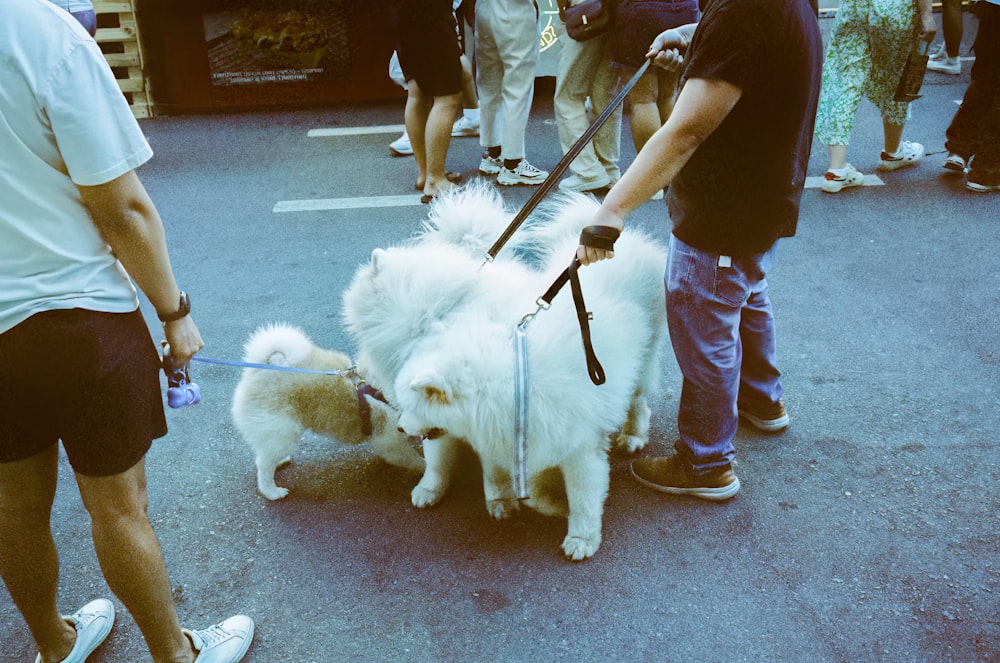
627, 74, 662, 154
883, 119, 904, 154
75, 459, 196, 663
460, 53, 479, 111
828, 144, 849, 170
941, 0, 963, 58
0, 446, 77, 663
405, 81, 433, 191
423, 90, 463, 198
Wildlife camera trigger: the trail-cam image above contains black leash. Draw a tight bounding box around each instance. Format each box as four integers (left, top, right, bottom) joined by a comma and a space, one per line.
484, 59, 651, 263
527, 226, 620, 386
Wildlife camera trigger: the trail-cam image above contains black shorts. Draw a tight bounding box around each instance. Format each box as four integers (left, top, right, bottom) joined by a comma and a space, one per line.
0, 308, 166, 476
391, 0, 463, 97
612, 0, 699, 70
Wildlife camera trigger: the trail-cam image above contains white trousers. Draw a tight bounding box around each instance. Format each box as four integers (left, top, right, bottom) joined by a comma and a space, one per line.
475, 0, 540, 159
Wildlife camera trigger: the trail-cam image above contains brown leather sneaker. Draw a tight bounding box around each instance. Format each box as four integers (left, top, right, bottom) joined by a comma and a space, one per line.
630, 455, 740, 501
738, 399, 789, 433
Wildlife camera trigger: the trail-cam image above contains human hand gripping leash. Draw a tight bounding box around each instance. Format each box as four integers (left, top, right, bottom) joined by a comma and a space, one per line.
161, 341, 201, 408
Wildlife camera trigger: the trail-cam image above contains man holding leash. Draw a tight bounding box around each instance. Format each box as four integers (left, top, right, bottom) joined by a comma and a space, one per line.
0, 1, 253, 661
577, 0, 823, 500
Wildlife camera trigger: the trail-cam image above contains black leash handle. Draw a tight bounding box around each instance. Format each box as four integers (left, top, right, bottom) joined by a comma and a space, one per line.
535, 257, 605, 386
485, 58, 651, 262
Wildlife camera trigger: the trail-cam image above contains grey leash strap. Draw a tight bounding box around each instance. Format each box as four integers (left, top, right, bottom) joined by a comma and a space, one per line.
513, 320, 531, 500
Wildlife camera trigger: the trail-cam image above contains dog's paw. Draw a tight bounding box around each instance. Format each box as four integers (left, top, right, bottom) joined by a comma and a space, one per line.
259, 485, 289, 501
561, 534, 600, 562
614, 432, 648, 454
411, 484, 445, 508
486, 498, 520, 520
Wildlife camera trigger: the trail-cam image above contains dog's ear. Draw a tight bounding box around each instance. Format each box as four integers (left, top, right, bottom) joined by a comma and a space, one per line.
409, 371, 452, 405
370, 248, 387, 275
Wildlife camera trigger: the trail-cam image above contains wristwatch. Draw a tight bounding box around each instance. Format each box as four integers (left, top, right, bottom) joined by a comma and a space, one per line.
158, 291, 191, 323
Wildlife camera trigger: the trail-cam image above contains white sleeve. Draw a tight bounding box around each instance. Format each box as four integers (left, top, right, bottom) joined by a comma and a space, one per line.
42, 39, 152, 186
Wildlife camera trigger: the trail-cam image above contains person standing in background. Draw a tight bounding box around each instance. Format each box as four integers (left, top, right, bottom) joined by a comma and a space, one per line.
927, 0, 964, 75
611, 0, 700, 200
941, 0, 1000, 192
814, 0, 936, 194
475, 0, 550, 185
553, 0, 622, 193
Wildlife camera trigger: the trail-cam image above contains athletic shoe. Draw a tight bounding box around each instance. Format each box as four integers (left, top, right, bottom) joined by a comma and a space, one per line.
928, 43, 946, 61
558, 172, 611, 192
479, 153, 502, 175
966, 170, 1000, 193
821, 163, 864, 193
630, 455, 740, 501
738, 399, 790, 432
451, 115, 480, 137
927, 58, 961, 75
389, 132, 412, 157
943, 152, 969, 173
34, 598, 115, 663
878, 141, 924, 171
497, 159, 548, 186
185, 615, 255, 663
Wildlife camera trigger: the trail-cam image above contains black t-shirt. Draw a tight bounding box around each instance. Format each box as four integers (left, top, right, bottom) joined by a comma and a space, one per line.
667, 0, 822, 256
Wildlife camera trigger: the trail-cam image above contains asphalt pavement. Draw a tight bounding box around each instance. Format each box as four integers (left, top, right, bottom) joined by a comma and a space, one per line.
2, 13, 998, 663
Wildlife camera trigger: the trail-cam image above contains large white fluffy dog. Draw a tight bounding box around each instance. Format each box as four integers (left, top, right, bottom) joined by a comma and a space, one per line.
342, 182, 667, 560
231, 324, 425, 500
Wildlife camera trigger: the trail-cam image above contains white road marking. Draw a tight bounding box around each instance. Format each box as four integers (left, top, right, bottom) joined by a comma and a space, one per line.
805, 174, 884, 190
273, 195, 425, 212
307, 125, 405, 137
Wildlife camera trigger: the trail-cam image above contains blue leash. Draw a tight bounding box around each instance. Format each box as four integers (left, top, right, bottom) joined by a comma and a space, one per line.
190, 355, 350, 376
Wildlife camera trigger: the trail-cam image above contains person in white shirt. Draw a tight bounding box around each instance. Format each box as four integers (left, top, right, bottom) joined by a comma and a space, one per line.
0, 2, 254, 661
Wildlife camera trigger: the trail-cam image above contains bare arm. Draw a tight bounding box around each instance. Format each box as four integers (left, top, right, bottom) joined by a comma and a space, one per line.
577, 76, 743, 265
917, 0, 936, 38
78, 170, 204, 364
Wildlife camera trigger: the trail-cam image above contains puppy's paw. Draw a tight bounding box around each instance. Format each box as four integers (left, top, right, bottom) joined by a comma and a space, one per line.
259, 484, 289, 501
561, 533, 600, 562
411, 483, 445, 508
486, 498, 520, 520
614, 432, 648, 454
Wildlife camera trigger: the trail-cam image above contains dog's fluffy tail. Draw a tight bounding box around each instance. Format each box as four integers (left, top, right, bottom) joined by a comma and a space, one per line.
419, 179, 514, 254
243, 323, 312, 367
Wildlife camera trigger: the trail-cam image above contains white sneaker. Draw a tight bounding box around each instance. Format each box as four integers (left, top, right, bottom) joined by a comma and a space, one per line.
821, 163, 865, 193
479, 153, 502, 175
558, 172, 611, 192
34, 599, 115, 663
928, 43, 946, 61
943, 152, 968, 173
185, 615, 254, 663
878, 141, 924, 171
497, 159, 548, 186
927, 58, 961, 75
389, 132, 412, 157
451, 115, 480, 137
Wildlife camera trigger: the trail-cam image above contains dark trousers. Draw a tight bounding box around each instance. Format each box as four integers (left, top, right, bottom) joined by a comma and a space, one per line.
945, 1, 1000, 179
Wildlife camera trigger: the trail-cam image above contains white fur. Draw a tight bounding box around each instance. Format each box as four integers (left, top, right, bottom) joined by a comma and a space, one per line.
342, 187, 667, 560
231, 323, 424, 500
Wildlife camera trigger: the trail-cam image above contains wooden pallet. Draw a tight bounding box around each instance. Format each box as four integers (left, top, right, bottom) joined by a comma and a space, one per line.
94, 1, 152, 118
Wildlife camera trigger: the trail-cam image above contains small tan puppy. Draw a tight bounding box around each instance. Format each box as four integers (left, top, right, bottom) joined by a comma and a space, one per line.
231, 323, 425, 500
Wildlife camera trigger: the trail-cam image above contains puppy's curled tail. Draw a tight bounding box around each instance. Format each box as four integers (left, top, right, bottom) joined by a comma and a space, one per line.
242, 323, 312, 367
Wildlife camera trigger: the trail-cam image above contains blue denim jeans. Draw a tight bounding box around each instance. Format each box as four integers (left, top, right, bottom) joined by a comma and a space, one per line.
665, 235, 783, 472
